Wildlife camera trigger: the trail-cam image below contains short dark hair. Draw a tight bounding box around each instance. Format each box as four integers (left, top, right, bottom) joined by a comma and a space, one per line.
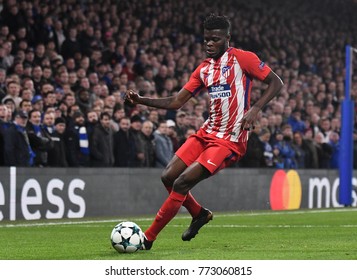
28, 109, 40, 119
19, 99, 31, 107
203, 14, 231, 34
100, 112, 111, 120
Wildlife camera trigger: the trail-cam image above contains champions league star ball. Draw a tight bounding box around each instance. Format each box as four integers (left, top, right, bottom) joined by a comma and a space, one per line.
110, 221, 144, 253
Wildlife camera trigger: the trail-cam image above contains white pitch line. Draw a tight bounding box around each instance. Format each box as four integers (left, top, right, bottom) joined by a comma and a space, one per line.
0, 208, 356, 228
166, 224, 357, 228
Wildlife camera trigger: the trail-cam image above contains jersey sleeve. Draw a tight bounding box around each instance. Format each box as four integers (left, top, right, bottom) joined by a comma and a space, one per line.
183, 64, 205, 96
235, 50, 271, 81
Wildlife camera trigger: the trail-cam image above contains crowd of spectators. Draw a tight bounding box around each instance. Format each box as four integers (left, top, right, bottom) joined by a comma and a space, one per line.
0, 0, 356, 169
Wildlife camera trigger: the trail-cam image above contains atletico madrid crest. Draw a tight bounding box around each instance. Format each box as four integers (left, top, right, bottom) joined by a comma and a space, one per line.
222, 66, 231, 78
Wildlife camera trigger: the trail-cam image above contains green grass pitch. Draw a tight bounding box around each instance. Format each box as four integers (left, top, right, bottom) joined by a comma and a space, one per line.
0, 208, 356, 260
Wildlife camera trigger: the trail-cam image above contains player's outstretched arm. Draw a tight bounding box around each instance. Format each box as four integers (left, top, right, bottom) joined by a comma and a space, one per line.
240, 71, 283, 130
125, 88, 192, 110
253, 70, 283, 111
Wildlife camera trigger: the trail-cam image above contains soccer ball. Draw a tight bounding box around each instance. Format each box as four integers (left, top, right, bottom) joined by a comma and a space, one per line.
110, 221, 144, 253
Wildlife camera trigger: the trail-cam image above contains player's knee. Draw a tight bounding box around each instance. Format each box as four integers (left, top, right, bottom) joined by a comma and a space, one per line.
161, 169, 174, 187
172, 175, 189, 195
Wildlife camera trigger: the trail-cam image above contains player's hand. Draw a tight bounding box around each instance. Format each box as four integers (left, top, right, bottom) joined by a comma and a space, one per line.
240, 106, 260, 131
125, 90, 141, 105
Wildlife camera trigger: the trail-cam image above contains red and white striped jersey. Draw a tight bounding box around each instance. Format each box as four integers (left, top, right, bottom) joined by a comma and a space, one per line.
184, 47, 271, 143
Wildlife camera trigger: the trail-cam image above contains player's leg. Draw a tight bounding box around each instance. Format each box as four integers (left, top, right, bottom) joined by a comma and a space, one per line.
143, 161, 210, 250
181, 143, 239, 241
161, 155, 203, 218
162, 132, 208, 217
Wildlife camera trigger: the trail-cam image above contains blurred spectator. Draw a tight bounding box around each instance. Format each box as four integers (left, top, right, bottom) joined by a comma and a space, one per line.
76, 88, 92, 114
240, 124, 266, 167
3, 96, 16, 118
0, 0, 355, 169
20, 86, 34, 102
129, 114, 145, 167
318, 117, 332, 143
34, 43, 46, 66
287, 109, 306, 133
273, 124, 297, 169
86, 109, 99, 137
267, 114, 279, 144
113, 116, 136, 167
148, 109, 159, 130
166, 119, 180, 152
308, 113, 321, 138
302, 129, 319, 168
3, 110, 34, 166
79, 26, 95, 57
53, 20, 66, 53
64, 111, 90, 167
259, 128, 274, 167
329, 131, 340, 169
292, 131, 306, 168
42, 111, 55, 135
61, 26, 81, 60
111, 106, 125, 132
90, 112, 114, 167
26, 109, 53, 167
19, 99, 32, 113
47, 117, 68, 167
259, 117, 269, 131
174, 110, 189, 143
313, 132, 333, 169
4, 80, 22, 107
153, 120, 174, 168
0, 104, 10, 165
178, 126, 196, 147
0, 68, 7, 98
43, 91, 57, 110
31, 95, 44, 113
330, 117, 341, 134
1, 41, 14, 70
282, 105, 292, 124
63, 93, 76, 109
139, 120, 156, 167
154, 65, 169, 94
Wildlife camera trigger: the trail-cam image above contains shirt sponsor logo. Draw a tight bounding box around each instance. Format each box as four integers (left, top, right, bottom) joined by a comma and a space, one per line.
208, 84, 231, 99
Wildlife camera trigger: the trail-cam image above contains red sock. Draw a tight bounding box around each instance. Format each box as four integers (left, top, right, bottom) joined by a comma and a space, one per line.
145, 191, 186, 241
164, 186, 201, 218
183, 192, 202, 217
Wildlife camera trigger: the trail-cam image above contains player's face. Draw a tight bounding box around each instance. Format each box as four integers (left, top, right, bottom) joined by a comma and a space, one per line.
203, 29, 230, 59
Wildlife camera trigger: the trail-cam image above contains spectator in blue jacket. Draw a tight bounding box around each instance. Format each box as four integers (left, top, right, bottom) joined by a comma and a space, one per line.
329, 132, 340, 169
4, 110, 35, 166
287, 109, 306, 133
274, 124, 297, 169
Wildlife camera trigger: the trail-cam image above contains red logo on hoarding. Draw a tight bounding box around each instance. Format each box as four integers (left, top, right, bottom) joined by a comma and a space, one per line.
270, 170, 302, 210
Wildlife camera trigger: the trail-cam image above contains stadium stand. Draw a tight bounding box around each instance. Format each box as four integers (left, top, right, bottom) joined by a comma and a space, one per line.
0, 0, 356, 169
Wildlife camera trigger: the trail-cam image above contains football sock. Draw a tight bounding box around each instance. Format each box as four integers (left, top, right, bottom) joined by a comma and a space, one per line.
164, 186, 202, 218
183, 192, 202, 217
145, 191, 186, 241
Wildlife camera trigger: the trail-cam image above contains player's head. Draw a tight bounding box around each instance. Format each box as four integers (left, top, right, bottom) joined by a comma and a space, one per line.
203, 14, 231, 59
